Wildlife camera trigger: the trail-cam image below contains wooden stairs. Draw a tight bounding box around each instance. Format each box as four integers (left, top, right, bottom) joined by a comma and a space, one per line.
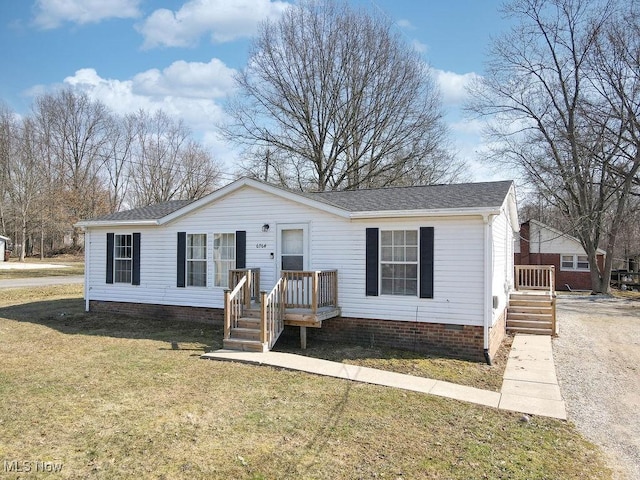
223, 307, 267, 352
507, 291, 556, 336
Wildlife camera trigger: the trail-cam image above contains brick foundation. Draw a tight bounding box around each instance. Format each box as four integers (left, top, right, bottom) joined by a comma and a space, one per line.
89, 300, 502, 362
286, 316, 488, 362
89, 300, 224, 325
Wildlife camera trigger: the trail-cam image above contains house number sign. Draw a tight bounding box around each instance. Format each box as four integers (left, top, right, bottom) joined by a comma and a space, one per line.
256, 243, 267, 249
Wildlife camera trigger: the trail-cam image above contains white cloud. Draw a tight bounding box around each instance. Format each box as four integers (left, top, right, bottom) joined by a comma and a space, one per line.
412, 39, 428, 54
132, 59, 237, 99
33, 0, 141, 29
60, 58, 237, 130
54, 62, 241, 171
434, 69, 481, 105
138, 0, 291, 49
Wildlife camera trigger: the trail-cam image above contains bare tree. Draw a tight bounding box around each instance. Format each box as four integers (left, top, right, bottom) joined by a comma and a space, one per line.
104, 113, 136, 213
0, 102, 13, 236
8, 118, 43, 261
34, 89, 112, 247
224, 0, 457, 191
467, 0, 640, 293
129, 110, 221, 207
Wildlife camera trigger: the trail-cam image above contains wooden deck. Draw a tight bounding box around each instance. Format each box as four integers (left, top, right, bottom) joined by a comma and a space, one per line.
508, 266, 557, 336
223, 269, 340, 351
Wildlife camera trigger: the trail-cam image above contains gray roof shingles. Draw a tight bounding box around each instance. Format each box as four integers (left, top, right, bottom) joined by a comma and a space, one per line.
85, 180, 513, 223
89, 199, 194, 222
304, 181, 513, 212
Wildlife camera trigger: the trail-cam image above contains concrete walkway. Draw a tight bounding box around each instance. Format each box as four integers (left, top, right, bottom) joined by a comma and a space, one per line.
202, 333, 567, 420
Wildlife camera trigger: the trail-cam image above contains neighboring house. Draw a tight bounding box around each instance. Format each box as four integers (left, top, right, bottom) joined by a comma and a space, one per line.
1, 235, 10, 261
76, 177, 519, 362
515, 219, 605, 291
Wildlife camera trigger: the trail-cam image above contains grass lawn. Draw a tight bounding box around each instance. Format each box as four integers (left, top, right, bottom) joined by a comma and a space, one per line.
0, 257, 84, 279
0, 285, 611, 479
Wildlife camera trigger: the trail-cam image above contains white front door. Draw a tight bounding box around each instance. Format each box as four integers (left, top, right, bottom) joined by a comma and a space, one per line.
277, 224, 309, 275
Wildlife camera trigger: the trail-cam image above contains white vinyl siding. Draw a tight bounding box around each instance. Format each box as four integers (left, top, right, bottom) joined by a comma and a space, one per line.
84, 186, 513, 328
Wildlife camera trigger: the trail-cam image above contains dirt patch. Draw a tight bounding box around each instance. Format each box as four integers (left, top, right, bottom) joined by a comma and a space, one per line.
554, 294, 640, 480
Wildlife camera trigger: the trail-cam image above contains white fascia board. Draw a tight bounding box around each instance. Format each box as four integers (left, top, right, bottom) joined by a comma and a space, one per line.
349, 207, 502, 220
74, 219, 159, 229
158, 177, 350, 225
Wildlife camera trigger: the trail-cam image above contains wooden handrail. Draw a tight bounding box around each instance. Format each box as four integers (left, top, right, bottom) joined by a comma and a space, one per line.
281, 270, 338, 310
223, 275, 247, 341
229, 268, 261, 307
261, 277, 286, 349
515, 265, 555, 293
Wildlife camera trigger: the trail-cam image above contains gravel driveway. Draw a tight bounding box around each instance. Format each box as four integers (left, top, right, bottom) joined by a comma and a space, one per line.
553, 295, 640, 480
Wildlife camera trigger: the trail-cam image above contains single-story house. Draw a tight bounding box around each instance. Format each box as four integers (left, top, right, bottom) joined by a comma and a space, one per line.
1, 235, 10, 261
515, 219, 605, 291
76, 177, 519, 362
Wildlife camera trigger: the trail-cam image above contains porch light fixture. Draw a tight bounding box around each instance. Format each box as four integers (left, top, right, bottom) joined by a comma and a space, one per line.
262, 224, 270, 232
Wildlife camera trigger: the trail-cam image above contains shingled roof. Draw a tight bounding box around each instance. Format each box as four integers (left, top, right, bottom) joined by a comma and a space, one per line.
79, 179, 514, 225
303, 181, 513, 212
89, 199, 194, 222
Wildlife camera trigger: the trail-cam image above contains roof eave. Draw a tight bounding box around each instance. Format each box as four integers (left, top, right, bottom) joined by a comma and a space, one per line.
75, 219, 160, 229
158, 177, 351, 224
349, 206, 503, 219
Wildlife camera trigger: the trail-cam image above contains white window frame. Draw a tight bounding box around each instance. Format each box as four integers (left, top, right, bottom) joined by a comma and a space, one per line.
114, 234, 132, 284
560, 254, 590, 271
186, 233, 207, 287
213, 233, 235, 288
380, 229, 419, 296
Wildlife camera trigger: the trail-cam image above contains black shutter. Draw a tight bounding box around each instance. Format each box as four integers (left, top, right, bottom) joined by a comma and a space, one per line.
132, 233, 141, 286
365, 228, 379, 296
177, 232, 186, 288
420, 227, 434, 299
236, 230, 246, 269
106, 233, 114, 284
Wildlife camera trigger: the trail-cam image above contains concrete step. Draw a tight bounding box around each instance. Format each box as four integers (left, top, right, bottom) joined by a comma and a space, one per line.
230, 327, 261, 341
222, 338, 267, 352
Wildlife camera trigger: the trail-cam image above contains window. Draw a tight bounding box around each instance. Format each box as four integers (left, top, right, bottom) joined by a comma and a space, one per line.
561, 254, 590, 271
114, 234, 132, 283
213, 233, 235, 287
281, 228, 304, 270
380, 230, 418, 295
187, 234, 207, 287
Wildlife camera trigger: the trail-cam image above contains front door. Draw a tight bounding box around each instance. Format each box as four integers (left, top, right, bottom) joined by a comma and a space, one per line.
277, 224, 309, 306
277, 224, 308, 274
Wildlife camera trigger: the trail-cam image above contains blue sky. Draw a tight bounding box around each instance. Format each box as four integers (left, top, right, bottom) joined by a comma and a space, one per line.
0, 0, 511, 182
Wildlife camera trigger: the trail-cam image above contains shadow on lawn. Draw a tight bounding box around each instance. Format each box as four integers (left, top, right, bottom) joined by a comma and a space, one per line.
0, 298, 223, 351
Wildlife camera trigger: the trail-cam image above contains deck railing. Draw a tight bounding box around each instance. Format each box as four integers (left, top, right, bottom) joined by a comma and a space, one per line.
229, 268, 260, 308
261, 277, 286, 349
223, 275, 247, 340
515, 265, 555, 293
281, 270, 338, 313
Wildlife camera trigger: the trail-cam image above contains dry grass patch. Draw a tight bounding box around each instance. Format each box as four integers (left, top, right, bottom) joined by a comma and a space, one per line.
0, 287, 612, 479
